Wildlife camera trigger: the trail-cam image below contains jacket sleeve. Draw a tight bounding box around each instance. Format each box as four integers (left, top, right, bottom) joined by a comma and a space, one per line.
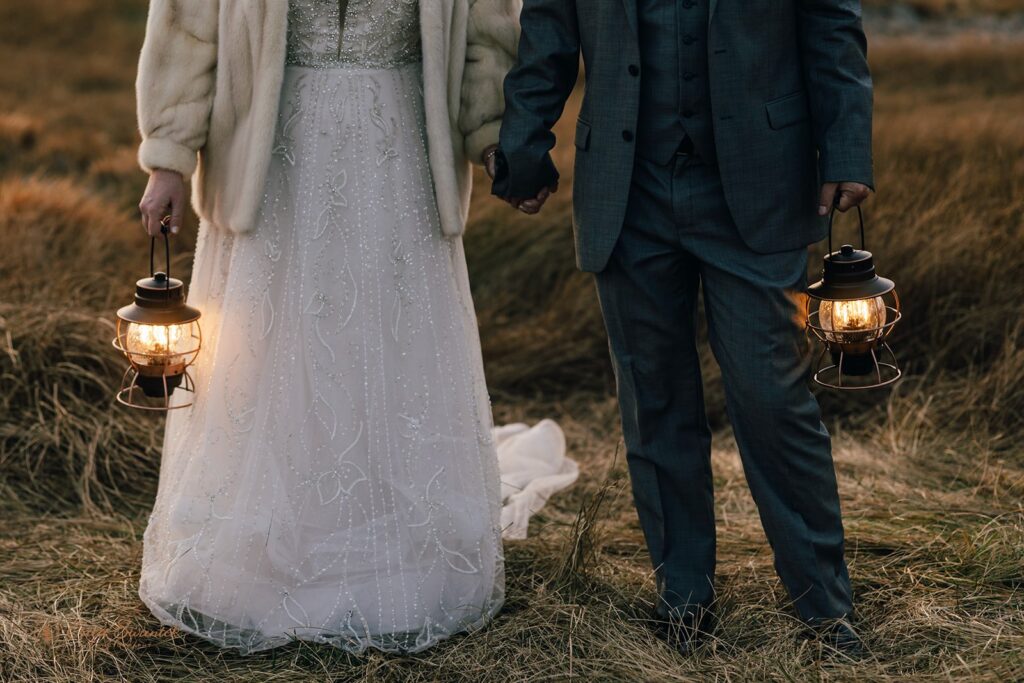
459, 0, 523, 166
796, 0, 874, 189
135, 0, 219, 178
491, 0, 579, 199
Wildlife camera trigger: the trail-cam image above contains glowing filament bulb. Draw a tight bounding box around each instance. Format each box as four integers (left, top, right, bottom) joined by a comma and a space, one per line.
819, 297, 886, 344
125, 322, 192, 366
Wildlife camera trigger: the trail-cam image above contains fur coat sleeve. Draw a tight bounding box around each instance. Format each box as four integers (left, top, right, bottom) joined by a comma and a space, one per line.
135, 0, 219, 178
459, 0, 522, 165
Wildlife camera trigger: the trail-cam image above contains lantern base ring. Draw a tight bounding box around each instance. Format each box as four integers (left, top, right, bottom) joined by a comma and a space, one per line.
812, 342, 902, 391
115, 365, 196, 411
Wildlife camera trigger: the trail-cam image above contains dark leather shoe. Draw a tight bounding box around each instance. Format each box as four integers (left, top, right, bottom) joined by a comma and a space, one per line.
649, 606, 716, 656
806, 618, 867, 660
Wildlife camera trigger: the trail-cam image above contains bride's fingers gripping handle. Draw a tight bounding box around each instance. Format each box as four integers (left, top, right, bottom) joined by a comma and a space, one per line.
139, 168, 186, 237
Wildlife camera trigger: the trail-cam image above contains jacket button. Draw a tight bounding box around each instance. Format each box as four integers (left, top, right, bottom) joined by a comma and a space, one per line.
682, 109, 695, 118
622, 130, 634, 142
682, 34, 696, 45
628, 64, 640, 77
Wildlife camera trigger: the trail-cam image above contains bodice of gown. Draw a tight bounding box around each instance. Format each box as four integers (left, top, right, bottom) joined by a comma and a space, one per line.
286, 0, 422, 69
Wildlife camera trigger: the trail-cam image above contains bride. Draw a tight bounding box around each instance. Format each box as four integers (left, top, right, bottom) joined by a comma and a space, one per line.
133, 0, 574, 655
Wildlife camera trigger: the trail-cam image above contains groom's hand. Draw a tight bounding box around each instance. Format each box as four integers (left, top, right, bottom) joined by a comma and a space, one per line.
819, 182, 872, 215
505, 181, 559, 215
487, 144, 560, 214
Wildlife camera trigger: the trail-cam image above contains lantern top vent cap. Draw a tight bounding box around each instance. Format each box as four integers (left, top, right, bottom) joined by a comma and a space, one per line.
116, 272, 201, 325
133, 271, 191, 306
833, 243, 870, 262
808, 244, 896, 301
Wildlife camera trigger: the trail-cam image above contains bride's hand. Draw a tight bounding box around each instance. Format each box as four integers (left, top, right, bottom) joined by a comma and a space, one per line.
139, 169, 186, 237
482, 144, 499, 180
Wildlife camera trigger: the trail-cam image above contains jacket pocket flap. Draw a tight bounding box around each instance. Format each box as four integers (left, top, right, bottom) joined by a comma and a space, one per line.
765, 91, 810, 130
575, 119, 591, 150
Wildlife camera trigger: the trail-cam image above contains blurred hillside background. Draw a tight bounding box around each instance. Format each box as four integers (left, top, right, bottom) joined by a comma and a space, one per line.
1, 1, 1022, 680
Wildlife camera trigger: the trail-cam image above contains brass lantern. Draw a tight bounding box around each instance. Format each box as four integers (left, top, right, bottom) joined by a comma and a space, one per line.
805, 205, 902, 390
113, 218, 201, 410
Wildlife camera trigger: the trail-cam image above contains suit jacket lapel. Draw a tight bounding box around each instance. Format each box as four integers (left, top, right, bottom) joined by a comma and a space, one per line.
621, 0, 638, 37
709, 0, 719, 25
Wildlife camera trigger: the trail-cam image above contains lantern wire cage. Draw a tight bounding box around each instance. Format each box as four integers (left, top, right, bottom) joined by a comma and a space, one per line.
112, 320, 201, 410
112, 217, 202, 410
804, 204, 903, 391
806, 294, 902, 390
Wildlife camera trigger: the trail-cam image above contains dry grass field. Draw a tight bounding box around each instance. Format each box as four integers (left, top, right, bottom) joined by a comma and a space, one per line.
864, 0, 1024, 15
1, 1, 1023, 681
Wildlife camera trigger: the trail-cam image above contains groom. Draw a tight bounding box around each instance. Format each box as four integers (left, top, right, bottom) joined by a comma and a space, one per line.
491, 0, 874, 656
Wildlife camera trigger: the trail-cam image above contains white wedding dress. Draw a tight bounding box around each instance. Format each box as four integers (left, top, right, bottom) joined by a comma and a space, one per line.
138, 0, 577, 655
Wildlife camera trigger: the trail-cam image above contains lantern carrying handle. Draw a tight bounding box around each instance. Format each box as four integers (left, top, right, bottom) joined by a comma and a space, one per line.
151, 216, 173, 297
826, 197, 866, 258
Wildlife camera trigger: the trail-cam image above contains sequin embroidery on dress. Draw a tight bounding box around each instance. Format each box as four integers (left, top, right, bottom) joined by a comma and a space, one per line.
137, 0, 508, 655
286, 0, 422, 69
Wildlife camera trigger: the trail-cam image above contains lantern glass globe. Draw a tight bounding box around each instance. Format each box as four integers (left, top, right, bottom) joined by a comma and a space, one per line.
818, 296, 887, 344
124, 321, 195, 367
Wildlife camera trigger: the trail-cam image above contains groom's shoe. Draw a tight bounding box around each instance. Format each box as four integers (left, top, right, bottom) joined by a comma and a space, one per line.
649, 606, 716, 656
804, 618, 868, 660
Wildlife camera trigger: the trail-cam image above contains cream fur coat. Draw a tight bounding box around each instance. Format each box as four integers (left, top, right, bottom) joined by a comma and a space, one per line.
135, 0, 521, 238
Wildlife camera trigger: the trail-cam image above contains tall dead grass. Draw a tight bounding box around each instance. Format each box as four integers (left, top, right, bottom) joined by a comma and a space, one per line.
864, 0, 1024, 17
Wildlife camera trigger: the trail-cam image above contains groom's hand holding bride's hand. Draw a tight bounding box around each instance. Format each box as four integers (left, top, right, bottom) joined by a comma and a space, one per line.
506, 182, 558, 215
819, 181, 872, 216
482, 144, 558, 215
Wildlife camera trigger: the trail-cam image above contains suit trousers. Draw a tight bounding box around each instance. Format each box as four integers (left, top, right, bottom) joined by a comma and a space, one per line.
593, 151, 854, 623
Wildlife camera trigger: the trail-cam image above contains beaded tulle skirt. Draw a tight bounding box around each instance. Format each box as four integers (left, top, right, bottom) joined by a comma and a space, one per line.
137, 60, 506, 655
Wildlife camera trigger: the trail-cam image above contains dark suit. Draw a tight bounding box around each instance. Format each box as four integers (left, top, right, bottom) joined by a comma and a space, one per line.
492, 0, 873, 273
492, 0, 873, 624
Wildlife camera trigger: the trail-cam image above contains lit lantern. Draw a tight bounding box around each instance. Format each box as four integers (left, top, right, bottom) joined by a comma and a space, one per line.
805, 206, 902, 390
113, 218, 201, 409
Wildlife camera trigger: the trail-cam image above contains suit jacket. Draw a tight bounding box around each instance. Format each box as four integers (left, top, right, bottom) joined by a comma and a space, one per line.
492, 0, 874, 272
135, 0, 521, 240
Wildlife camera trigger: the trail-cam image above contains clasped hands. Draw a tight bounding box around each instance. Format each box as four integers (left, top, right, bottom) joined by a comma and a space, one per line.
482, 144, 558, 215
503, 182, 559, 215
